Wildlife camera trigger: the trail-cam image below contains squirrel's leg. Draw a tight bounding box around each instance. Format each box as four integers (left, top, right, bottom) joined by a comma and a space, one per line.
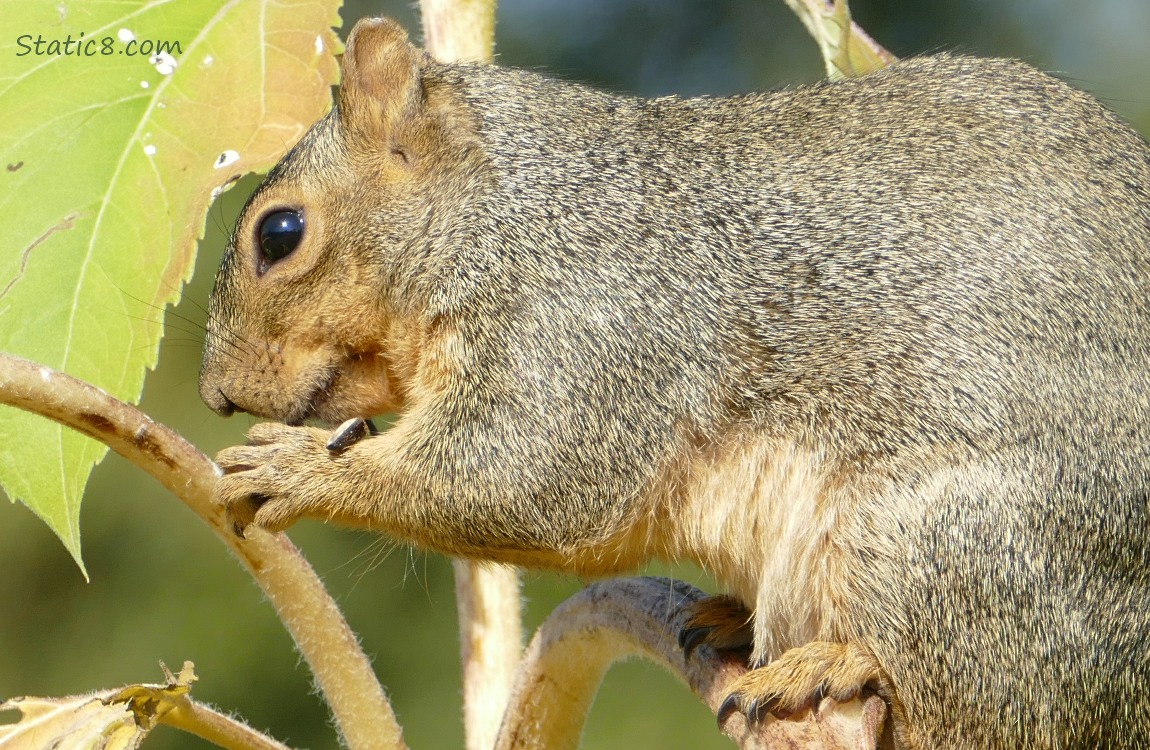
214, 416, 623, 564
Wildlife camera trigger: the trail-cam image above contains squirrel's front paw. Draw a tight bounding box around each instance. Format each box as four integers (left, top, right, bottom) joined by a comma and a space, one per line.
718, 641, 888, 723
215, 422, 341, 537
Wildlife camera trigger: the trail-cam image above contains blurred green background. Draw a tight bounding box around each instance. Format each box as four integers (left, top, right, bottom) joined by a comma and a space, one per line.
2, 0, 1148, 748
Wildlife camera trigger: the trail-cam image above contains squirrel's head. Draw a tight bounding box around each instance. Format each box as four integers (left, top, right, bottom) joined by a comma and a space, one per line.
199, 17, 482, 424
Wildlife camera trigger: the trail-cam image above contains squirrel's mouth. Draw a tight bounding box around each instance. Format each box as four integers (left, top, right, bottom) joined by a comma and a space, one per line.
286, 366, 341, 426
288, 350, 398, 427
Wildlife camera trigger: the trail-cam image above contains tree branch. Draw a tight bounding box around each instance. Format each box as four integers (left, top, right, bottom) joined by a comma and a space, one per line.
496, 577, 889, 750
0, 353, 405, 750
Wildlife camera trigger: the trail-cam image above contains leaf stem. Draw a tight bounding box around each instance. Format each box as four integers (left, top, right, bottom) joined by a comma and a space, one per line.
159, 697, 295, 750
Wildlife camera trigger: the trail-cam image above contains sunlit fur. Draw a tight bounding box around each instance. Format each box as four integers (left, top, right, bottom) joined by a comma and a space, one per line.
202, 18, 1150, 748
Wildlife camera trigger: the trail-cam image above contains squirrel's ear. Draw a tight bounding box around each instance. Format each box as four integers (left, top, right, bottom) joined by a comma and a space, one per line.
339, 18, 428, 141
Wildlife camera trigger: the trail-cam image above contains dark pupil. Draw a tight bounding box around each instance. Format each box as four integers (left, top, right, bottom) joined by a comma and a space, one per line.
259, 210, 304, 264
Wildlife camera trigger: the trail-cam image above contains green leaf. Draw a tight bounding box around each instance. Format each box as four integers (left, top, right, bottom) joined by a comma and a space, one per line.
0, 0, 343, 574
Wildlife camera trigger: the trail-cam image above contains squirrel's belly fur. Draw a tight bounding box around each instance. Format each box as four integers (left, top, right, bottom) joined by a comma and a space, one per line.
656, 435, 861, 663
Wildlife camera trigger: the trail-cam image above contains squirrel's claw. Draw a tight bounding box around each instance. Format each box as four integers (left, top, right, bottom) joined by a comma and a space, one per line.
717, 641, 888, 725
677, 624, 713, 657
224, 492, 269, 538
678, 594, 754, 660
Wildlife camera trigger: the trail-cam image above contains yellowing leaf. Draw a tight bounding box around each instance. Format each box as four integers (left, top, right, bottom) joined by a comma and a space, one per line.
0, 695, 145, 750
0, 662, 197, 750
0, 0, 342, 573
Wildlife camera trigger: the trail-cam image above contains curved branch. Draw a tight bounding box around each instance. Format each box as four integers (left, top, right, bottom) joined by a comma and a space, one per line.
496, 577, 888, 750
0, 353, 405, 750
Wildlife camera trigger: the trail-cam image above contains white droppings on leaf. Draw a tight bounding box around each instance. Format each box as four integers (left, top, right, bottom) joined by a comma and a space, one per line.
202, 55, 213, 68
214, 150, 240, 169
150, 52, 177, 76
140, 80, 150, 89
118, 28, 135, 43
315, 35, 324, 55
144, 144, 157, 156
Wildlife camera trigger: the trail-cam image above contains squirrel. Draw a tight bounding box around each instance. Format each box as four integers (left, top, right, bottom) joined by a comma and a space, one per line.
199, 16, 1150, 749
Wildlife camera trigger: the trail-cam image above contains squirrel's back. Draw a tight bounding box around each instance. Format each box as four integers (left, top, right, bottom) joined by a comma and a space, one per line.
450, 54, 1150, 465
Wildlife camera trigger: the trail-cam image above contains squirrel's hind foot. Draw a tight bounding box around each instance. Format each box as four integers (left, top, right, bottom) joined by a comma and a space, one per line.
718, 640, 889, 723
678, 594, 755, 660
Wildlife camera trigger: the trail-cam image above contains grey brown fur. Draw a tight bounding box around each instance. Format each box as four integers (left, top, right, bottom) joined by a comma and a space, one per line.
201, 17, 1150, 748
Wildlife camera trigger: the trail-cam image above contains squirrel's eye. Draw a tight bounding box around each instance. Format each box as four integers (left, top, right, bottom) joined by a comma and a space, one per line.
258, 209, 304, 266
